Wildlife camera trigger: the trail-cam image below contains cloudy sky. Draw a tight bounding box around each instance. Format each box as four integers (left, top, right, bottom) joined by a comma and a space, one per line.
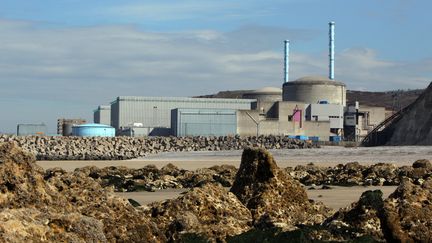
0, 0, 431, 133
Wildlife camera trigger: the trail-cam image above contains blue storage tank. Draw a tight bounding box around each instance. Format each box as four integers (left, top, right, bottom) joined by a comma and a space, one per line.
296, 135, 309, 140
330, 136, 341, 142
72, 123, 115, 137
287, 135, 296, 139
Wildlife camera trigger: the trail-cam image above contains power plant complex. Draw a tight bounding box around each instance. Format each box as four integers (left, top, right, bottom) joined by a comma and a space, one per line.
17, 22, 388, 141
86, 22, 386, 141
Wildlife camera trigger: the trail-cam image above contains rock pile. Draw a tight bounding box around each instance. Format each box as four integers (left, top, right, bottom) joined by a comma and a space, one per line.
288, 160, 432, 186
145, 184, 252, 242
74, 163, 238, 192
0, 143, 165, 242
77, 160, 432, 193
0, 135, 314, 160
321, 176, 432, 242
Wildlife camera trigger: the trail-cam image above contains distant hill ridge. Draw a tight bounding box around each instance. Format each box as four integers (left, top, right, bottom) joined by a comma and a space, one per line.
195, 89, 424, 110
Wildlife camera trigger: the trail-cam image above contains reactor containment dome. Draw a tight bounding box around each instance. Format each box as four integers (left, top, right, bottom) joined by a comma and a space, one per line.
282, 76, 346, 106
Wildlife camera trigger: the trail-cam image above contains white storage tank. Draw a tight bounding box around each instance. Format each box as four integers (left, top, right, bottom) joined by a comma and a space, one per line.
282, 76, 346, 106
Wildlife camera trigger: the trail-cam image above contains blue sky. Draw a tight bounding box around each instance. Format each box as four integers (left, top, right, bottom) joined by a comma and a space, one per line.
0, 0, 431, 133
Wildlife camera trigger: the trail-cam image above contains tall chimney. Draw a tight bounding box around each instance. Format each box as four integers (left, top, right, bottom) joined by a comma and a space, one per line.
329, 21, 335, 80
284, 40, 290, 83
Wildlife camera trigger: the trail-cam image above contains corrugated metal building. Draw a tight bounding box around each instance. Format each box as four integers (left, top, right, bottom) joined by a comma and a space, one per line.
171, 108, 237, 137
17, 123, 47, 136
93, 105, 111, 125
110, 96, 254, 135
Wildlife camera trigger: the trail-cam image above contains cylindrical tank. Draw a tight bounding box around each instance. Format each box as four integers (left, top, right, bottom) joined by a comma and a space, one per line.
243, 87, 282, 113
72, 123, 115, 137
282, 76, 346, 106
62, 123, 73, 136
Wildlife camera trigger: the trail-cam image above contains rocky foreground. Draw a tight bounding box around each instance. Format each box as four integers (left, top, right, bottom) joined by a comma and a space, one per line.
1, 142, 432, 242
67, 158, 432, 193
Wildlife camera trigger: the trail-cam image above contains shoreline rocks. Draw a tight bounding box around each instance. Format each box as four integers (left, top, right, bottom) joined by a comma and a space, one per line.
73, 159, 432, 193
0, 135, 315, 160
2, 142, 432, 242
0, 142, 166, 242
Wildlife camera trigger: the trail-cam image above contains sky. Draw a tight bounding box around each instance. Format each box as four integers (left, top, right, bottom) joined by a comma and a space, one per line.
0, 0, 431, 133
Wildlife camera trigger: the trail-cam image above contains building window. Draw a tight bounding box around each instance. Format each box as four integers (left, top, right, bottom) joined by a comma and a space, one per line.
288, 115, 292, 121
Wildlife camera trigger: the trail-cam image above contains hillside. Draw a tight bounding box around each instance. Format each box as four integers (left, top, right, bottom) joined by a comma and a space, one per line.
196, 89, 423, 110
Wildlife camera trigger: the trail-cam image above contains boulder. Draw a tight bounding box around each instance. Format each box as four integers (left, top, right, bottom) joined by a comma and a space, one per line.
382, 177, 432, 242
0, 142, 165, 242
146, 184, 252, 242
230, 147, 333, 229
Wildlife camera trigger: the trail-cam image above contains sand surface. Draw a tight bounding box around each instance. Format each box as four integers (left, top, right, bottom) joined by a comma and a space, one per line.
115, 185, 398, 210
38, 146, 432, 171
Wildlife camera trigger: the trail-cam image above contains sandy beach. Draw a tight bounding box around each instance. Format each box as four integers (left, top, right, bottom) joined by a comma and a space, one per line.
115, 185, 398, 210
38, 145, 432, 171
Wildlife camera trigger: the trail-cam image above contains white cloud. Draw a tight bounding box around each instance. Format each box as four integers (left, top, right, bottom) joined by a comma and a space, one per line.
102, 1, 273, 22
0, 19, 430, 133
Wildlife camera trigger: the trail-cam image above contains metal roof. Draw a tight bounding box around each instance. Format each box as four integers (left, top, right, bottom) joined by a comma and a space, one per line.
112, 96, 256, 104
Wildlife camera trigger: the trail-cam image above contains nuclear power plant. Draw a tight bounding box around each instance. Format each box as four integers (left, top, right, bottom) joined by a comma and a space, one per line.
84, 21, 387, 141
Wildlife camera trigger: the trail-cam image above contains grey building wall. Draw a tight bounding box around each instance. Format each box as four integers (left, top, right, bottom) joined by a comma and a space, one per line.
94, 105, 111, 125
110, 96, 254, 134
17, 123, 47, 136
172, 108, 237, 137
306, 104, 344, 129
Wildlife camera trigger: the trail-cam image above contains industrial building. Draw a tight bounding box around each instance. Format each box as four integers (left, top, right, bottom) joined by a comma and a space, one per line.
17, 123, 47, 136
88, 21, 387, 141
57, 118, 86, 136
344, 103, 389, 141
110, 96, 254, 136
93, 105, 111, 125
235, 22, 346, 140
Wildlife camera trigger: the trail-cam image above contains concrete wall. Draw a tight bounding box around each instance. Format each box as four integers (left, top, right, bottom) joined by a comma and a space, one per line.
359, 106, 386, 126
303, 121, 331, 140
